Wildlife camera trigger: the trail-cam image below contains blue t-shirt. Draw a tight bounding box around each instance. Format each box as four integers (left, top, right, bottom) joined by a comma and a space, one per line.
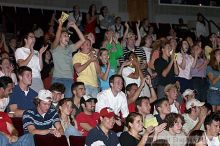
99, 66, 115, 91
85, 125, 120, 146
22, 108, 60, 134
206, 66, 220, 88
9, 85, 37, 110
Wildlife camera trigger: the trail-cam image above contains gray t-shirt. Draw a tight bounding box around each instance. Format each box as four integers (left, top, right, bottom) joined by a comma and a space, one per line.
52, 44, 76, 78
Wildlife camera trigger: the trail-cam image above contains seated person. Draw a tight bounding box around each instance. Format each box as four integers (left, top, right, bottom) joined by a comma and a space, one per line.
180, 89, 196, 114
154, 98, 171, 124
0, 111, 35, 146
9, 66, 38, 117
204, 113, 220, 146
85, 107, 120, 146
23, 89, 64, 137
76, 95, 99, 136
58, 98, 81, 137
49, 82, 65, 109
0, 76, 14, 112
157, 113, 187, 146
182, 99, 206, 135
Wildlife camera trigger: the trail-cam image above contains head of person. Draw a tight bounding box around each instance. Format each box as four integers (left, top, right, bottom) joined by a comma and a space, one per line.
169, 37, 177, 49
104, 30, 114, 41
115, 16, 121, 25
85, 33, 95, 45
42, 50, 53, 62
80, 39, 92, 54
126, 32, 136, 47
71, 82, 85, 98
180, 40, 189, 53
151, 139, 170, 146
204, 112, 220, 137
140, 35, 153, 47
59, 29, 70, 47
80, 95, 97, 113
135, 97, 151, 115
186, 130, 207, 146
209, 49, 220, 71
72, 4, 80, 14
99, 107, 116, 130
202, 103, 212, 115
197, 13, 204, 22
0, 76, 13, 98
109, 74, 124, 93
100, 6, 108, 16
34, 89, 52, 114
126, 112, 143, 133
185, 99, 205, 117
154, 98, 171, 115
142, 18, 149, 27
22, 31, 36, 47
9, 36, 17, 49
191, 44, 202, 57
209, 33, 217, 44
182, 89, 196, 101
164, 84, 178, 101
0, 52, 9, 59
159, 40, 171, 57
49, 83, 65, 103
164, 113, 185, 134
58, 98, 73, 117
17, 66, 32, 86
0, 58, 13, 71
98, 48, 109, 66
88, 4, 97, 16
126, 83, 138, 97
124, 52, 138, 68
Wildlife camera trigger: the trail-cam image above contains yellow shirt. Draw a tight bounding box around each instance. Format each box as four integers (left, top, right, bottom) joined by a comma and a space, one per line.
72, 52, 98, 87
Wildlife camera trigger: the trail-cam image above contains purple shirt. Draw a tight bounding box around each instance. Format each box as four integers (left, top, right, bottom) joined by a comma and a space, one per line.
190, 58, 206, 78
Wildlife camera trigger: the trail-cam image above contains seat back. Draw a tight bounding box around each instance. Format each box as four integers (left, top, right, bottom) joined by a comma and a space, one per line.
34, 134, 69, 146
69, 136, 86, 146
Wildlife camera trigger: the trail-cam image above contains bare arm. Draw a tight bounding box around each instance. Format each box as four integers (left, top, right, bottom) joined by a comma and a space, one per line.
135, 20, 141, 46
54, 121, 64, 135
17, 49, 34, 67
80, 123, 93, 132
27, 125, 51, 135
145, 75, 157, 103
96, 61, 110, 81
128, 78, 145, 104
178, 53, 186, 70
9, 104, 25, 117
207, 72, 220, 85
51, 19, 63, 49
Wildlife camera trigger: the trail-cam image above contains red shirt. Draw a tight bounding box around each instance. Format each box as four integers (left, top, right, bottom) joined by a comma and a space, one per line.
76, 112, 100, 136
128, 103, 135, 113
0, 112, 12, 135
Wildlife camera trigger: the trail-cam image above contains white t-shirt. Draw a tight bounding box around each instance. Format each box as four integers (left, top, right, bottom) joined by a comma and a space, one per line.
15, 47, 41, 78
142, 46, 152, 63
205, 133, 220, 146
182, 114, 204, 134
0, 97, 9, 112
95, 88, 129, 118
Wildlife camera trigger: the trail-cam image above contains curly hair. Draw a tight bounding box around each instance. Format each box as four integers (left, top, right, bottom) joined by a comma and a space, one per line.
164, 113, 185, 130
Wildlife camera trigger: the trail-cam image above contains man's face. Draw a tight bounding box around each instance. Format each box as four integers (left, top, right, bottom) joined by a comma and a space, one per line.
111, 77, 123, 93
159, 100, 171, 115
38, 100, 52, 114
74, 85, 86, 98
52, 90, 63, 103
84, 100, 96, 112
0, 87, 5, 99
101, 116, 115, 130
139, 99, 151, 115
4, 83, 14, 97
207, 120, 220, 137
19, 71, 32, 86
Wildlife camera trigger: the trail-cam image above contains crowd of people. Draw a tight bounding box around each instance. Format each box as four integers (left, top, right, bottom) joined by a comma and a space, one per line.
0, 3, 219, 146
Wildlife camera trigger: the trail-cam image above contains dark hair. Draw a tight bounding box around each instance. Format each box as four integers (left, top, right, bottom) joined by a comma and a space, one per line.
125, 112, 142, 130
100, 6, 107, 16
124, 52, 137, 61
50, 82, 65, 94
17, 66, 32, 76
0, 76, 13, 89
125, 83, 138, 92
203, 103, 213, 114
204, 112, 220, 130
151, 139, 170, 146
185, 130, 205, 146
71, 82, 85, 94
208, 49, 220, 71
154, 98, 169, 113
164, 113, 185, 130
21, 31, 35, 47
109, 74, 123, 87
42, 50, 53, 63
88, 4, 96, 17
159, 40, 170, 57
135, 96, 150, 112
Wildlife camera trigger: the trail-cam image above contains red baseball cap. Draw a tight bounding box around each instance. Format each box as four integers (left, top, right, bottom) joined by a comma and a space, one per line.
99, 107, 117, 118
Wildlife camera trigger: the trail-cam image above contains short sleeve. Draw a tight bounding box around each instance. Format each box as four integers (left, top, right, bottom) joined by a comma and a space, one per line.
15, 48, 25, 61
72, 53, 81, 65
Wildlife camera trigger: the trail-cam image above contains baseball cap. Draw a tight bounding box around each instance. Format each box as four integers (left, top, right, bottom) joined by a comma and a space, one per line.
182, 89, 195, 97
80, 95, 97, 105
37, 89, 52, 102
186, 99, 205, 110
99, 107, 116, 118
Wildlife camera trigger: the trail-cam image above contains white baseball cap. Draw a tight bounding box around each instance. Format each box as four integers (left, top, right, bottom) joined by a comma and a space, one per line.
186, 99, 205, 110
37, 89, 52, 102
182, 89, 195, 97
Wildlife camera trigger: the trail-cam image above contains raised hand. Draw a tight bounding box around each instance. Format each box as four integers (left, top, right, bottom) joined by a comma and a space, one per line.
39, 45, 48, 55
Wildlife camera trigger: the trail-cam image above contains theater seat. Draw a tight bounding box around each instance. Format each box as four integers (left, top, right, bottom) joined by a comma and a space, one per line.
69, 136, 86, 146
34, 134, 69, 146
11, 117, 24, 136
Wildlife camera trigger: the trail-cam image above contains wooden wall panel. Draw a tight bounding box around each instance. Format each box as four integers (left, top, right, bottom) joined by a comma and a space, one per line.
127, 0, 148, 21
